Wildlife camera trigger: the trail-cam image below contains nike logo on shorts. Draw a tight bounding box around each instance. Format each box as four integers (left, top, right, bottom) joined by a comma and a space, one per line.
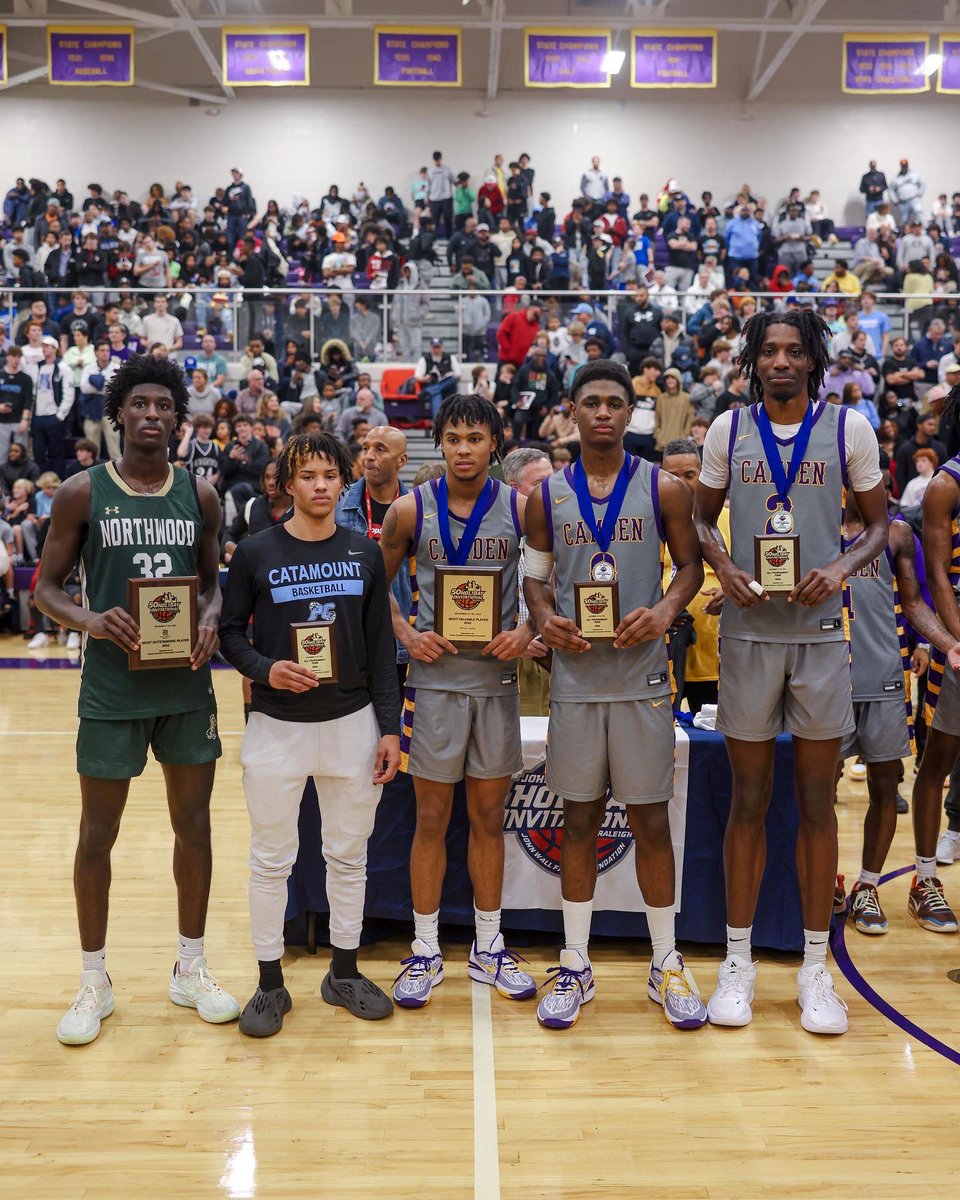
652, 699, 667, 707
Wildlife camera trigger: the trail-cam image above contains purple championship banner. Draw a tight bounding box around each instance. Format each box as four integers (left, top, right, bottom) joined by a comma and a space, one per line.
222, 28, 309, 87
631, 28, 716, 88
937, 37, 960, 93
842, 33, 929, 94
373, 27, 461, 86
524, 28, 611, 88
0, 27, 6, 86
48, 27, 133, 86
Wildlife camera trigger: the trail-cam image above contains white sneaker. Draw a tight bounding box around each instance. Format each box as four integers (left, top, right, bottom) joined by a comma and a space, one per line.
27, 632, 50, 650
168, 958, 240, 1023
937, 829, 960, 865
57, 971, 115, 1045
66, 631, 81, 650
706, 956, 756, 1027
797, 964, 848, 1035
847, 759, 867, 782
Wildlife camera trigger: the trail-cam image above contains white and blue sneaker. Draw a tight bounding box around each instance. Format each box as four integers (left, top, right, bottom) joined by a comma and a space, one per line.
392, 938, 444, 1008
168, 958, 240, 1023
647, 952, 708, 1029
536, 949, 595, 1029
467, 933, 537, 1000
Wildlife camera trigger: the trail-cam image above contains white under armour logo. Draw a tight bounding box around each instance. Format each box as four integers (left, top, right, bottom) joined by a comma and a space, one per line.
104, 505, 120, 514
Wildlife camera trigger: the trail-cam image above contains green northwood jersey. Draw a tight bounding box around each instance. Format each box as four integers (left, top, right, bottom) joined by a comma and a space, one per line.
78, 462, 214, 720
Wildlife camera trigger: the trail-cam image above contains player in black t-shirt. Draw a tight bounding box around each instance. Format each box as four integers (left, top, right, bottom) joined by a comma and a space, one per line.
220, 432, 401, 1035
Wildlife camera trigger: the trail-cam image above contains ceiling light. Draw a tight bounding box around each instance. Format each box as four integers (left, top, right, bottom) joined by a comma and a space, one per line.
922, 53, 943, 76
602, 50, 626, 74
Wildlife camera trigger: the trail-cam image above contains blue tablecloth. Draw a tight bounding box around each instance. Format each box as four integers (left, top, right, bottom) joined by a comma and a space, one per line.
284, 728, 803, 952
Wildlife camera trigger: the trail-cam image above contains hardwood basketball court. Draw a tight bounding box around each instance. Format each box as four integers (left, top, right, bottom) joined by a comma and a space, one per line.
2, 652, 958, 1199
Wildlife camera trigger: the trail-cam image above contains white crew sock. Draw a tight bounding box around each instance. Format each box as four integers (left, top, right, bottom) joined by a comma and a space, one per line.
178, 934, 204, 975
474, 907, 501, 954
726, 924, 752, 965
81, 947, 106, 980
413, 909, 440, 957
858, 868, 881, 888
562, 897, 593, 964
916, 854, 937, 880
646, 904, 677, 970
801, 928, 829, 971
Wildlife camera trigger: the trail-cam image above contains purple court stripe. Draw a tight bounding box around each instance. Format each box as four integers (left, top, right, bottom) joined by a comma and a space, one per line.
831, 863, 960, 1068
0, 657, 235, 670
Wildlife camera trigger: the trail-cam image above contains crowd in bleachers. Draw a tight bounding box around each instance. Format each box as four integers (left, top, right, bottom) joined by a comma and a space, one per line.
1, 153, 958, 609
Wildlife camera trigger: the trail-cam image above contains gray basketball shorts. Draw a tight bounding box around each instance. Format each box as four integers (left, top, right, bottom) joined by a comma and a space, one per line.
841, 699, 912, 763
545, 697, 675, 805
717, 638, 855, 742
929, 653, 960, 735
400, 687, 523, 783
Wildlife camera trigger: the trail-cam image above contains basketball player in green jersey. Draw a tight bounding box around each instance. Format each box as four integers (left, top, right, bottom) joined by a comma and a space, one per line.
36, 354, 240, 1046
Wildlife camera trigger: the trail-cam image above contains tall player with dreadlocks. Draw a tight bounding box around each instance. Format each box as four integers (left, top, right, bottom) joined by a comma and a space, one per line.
36, 354, 239, 1045
380, 394, 539, 1008
219, 432, 401, 1034
910, 389, 960, 934
695, 309, 887, 1035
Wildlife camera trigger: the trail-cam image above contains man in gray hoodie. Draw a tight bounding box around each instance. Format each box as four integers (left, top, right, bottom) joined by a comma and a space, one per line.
391, 262, 431, 361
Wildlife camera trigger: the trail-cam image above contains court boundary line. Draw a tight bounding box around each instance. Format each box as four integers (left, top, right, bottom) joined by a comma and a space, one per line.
830, 862, 960, 1067
471, 980, 501, 1200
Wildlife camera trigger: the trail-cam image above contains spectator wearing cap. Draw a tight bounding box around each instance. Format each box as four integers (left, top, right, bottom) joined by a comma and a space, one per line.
478, 175, 504, 227
586, 231, 611, 291
469, 223, 500, 282
889, 159, 925, 228
415, 337, 461, 416
818, 347, 875, 404
454, 172, 476, 232
496, 303, 542, 368
321, 231, 357, 291
31, 335, 74, 476
427, 150, 456, 238
580, 155, 610, 220
937, 352, 960, 387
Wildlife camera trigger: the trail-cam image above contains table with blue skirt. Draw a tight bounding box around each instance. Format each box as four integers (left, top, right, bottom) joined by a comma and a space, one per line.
283, 723, 803, 954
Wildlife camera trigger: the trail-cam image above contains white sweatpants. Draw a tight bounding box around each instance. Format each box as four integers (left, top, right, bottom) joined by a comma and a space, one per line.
240, 705, 382, 961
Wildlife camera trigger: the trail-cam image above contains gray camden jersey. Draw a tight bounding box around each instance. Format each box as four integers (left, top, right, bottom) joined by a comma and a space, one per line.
723, 401, 848, 643
844, 528, 910, 703
406, 475, 521, 696
545, 455, 670, 702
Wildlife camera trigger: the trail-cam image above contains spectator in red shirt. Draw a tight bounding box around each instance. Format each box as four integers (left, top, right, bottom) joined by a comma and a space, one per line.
496, 303, 542, 367
478, 174, 504, 226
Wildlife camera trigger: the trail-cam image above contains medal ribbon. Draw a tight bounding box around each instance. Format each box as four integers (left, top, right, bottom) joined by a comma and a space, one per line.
755, 402, 814, 508
572, 455, 632, 555
436, 476, 493, 567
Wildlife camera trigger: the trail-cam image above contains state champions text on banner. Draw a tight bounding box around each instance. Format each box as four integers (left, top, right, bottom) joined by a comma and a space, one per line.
630, 29, 717, 89
523, 28, 612, 89
936, 36, 960, 93
48, 27, 133, 86
222, 28, 309, 87
373, 27, 461, 87
841, 33, 929, 94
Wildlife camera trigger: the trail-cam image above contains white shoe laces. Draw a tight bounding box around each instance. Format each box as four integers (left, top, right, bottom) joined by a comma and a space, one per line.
805, 968, 848, 1014
853, 886, 883, 917
71, 982, 100, 1016
917, 879, 953, 913
716, 960, 753, 996
192, 962, 225, 995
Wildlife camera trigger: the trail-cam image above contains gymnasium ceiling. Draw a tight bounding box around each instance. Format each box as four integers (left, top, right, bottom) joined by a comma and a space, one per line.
1, 0, 958, 101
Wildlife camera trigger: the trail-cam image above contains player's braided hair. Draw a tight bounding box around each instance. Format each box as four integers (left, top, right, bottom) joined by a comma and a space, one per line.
433, 394, 505, 461
942, 384, 960, 436
276, 431, 354, 494
738, 309, 831, 402
103, 353, 190, 431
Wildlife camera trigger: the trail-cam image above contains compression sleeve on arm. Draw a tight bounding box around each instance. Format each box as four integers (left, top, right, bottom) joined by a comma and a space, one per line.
523, 544, 554, 581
